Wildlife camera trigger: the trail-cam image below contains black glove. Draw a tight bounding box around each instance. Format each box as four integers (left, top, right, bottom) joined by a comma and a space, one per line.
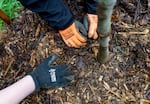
28, 55, 73, 91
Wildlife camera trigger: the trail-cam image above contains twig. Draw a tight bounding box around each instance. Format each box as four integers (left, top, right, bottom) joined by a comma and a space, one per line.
118, 29, 149, 36
148, 0, 150, 8
13, 63, 23, 78
103, 81, 122, 99
3, 59, 14, 77
59, 96, 63, 104
140, 99, 150, 104
88, 83, 96, 95
5, 45, 14, 56
123, 84, 129, 91
35, 24, 41, 37
0, 9, 11, 24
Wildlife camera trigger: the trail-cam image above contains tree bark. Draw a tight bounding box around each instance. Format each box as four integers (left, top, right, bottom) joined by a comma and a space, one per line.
96, 0, 116, 64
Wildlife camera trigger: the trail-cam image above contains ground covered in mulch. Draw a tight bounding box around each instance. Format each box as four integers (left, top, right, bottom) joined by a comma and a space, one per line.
0, 0, 150, 104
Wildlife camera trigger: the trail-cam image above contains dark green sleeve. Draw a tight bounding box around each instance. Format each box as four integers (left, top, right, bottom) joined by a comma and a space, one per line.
19, 0, 74, 30
85, 0, 98, 14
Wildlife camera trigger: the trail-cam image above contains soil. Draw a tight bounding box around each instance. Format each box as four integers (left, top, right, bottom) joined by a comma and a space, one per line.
0, 0, 150, 104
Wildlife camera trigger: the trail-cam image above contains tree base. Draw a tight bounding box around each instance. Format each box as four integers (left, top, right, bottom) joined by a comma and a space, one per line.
97, 46, 113, 64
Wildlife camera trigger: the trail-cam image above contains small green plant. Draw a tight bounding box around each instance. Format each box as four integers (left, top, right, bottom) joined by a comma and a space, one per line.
0, 0, 23, 30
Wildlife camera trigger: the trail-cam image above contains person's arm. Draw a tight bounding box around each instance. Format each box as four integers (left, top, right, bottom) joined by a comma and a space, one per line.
19, 0, 87, 48
0, 55, 73, 104
0, 75, 35, 104
85, 0, 98, 39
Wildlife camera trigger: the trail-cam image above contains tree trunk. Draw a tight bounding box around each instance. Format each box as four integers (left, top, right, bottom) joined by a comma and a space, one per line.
96, 0, 116, 64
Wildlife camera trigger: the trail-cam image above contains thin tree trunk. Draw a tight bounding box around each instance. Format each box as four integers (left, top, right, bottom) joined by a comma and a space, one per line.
97, 0, 116, 64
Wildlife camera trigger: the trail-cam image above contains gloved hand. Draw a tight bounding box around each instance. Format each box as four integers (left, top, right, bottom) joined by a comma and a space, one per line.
84, 14, 98, 39
28, 55, 73, 91
59, 20, 87, 48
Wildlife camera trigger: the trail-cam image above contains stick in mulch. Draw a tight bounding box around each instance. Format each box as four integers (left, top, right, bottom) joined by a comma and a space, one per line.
117, 29, 149, 36
88, 83, 96, 96
0, 9, 11, 24
103, 81, 122, 99
140, 99, 150, 104
3, 59, 14, 78
148, 0, 150, 8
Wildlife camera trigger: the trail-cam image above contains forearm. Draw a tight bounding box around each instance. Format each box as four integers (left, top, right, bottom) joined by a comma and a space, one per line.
0, 55, 73, 104
0, 75, 35, 104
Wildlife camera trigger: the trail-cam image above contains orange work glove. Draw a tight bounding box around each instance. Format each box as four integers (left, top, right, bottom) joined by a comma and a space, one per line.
59, 21, 87, 48
84, 14, 98, 39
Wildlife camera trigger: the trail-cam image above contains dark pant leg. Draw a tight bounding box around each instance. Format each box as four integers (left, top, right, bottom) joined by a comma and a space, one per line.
19, 0, 74, 30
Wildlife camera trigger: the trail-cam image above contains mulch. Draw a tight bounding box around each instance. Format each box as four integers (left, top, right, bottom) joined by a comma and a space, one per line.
0, 0, 150, 104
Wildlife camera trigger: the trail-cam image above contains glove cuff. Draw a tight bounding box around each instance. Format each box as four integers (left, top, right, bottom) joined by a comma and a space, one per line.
28, 72, 41, 91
